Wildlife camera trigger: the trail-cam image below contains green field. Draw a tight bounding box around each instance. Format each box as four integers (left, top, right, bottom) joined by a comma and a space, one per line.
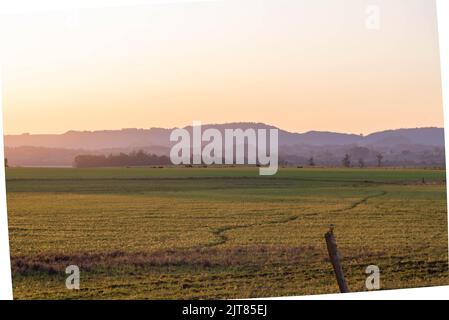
6, 167, 449, 299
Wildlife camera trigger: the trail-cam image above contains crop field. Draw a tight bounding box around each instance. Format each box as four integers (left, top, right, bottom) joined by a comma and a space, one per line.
5, 167, 449, 299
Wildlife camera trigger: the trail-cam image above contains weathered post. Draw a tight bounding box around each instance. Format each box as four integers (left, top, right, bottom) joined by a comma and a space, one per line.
325, 226, 349, 293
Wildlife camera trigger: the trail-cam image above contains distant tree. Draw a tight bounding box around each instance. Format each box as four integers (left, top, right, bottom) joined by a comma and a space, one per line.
74, 150, 171, 168
376, 153, 383, 167
342, 154, 351, 168
308, 157, 315, 167
358, 158, 365, 168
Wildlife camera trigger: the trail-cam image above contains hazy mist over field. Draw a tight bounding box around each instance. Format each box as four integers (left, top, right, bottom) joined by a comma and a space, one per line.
3, 123, 445, 167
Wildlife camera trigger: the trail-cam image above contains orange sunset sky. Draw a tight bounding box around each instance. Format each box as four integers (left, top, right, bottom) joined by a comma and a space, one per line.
0, 0, 444, 135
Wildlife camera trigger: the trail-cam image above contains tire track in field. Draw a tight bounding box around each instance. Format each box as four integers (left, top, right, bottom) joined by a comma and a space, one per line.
205, 215, 300, 247
204, 191, 388, 247
330, 191, 388, 213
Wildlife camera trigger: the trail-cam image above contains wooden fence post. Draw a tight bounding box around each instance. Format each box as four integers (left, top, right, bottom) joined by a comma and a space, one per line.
325, 227, 349, 293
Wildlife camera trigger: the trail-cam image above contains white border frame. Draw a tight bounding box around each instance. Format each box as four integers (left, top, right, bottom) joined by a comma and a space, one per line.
0, 0, 448, 300
0, 67, 13, 300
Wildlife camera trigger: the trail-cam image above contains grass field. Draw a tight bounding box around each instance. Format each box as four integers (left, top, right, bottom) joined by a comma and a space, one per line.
6, 167, 449, 299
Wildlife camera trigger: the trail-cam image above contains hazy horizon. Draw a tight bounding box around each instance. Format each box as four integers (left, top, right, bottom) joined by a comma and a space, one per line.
0, 0, 444, 135
3, 122, 445, 137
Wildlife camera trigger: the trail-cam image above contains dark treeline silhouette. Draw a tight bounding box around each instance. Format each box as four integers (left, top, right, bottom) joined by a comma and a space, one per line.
74, 151, 171, 168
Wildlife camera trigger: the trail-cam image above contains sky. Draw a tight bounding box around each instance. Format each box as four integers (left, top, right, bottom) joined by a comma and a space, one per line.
0, 0, 443, 135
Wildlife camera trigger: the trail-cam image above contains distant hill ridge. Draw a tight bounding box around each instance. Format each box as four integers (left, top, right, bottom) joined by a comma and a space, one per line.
4, 123, 445, 150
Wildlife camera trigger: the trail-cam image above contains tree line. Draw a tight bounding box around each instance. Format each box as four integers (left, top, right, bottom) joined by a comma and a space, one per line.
74, 151, 171, 168
307, 152, 384, 168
